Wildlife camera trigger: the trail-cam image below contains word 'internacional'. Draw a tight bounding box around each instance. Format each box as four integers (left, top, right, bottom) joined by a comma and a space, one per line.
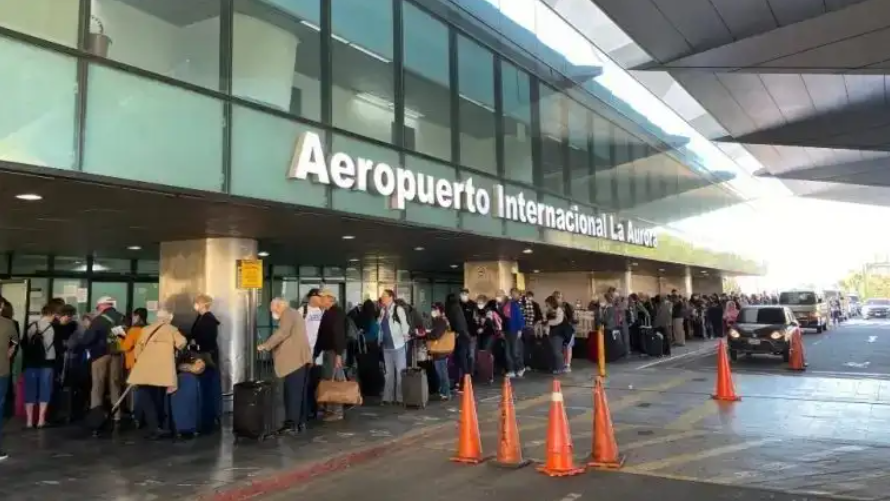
288, 131, 657, 248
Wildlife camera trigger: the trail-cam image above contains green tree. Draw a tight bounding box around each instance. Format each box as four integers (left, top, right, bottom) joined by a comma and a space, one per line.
840, 270, 890, 299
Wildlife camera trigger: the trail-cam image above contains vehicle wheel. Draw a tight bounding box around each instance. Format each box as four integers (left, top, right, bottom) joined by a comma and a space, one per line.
816, 325, 823, 333
782, 349, 790, 363
729, 349, 738, 361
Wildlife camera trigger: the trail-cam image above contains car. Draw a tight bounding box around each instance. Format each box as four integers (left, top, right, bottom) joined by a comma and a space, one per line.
727, 305, 800, 362
862, 298, 890, 319
779, 290, 829, 333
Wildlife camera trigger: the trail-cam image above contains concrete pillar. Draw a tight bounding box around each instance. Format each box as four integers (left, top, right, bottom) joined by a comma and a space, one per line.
464, 260, 516, 299
622, 265, 633, 296
160, 238, 258, 409
683, 266, 693, 297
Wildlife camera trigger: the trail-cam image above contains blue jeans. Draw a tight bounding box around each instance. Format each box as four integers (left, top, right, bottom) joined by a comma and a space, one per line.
433, 358, 450, 397
24, 367, 54, 404
0, 375, 8, 444
504, 330, 523, 373
282, 365, 308, 426
549, 334, 566, 373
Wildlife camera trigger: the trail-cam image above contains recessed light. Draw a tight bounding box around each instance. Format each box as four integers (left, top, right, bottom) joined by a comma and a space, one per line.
15, 193, 42, 201
631, 262, 638, 267
522, 248, 533, 254
658, 268, 665, 272
127, 246, 142, 251
414, 246, 425, 251
342, 235, 355, 240
258, 251, 270, 257
349, 258, 360, 262
533, 269, 540, 273
450, 264, 459, 269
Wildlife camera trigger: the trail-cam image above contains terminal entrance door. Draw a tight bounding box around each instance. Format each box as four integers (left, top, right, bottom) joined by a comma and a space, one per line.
0, 279, 29, 329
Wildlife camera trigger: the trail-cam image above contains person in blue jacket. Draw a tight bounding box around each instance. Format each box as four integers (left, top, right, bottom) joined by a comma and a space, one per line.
504, 288, 526, 378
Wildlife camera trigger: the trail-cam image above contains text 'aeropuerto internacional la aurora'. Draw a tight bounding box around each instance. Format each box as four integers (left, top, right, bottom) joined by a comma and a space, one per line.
288, 131, 658, 249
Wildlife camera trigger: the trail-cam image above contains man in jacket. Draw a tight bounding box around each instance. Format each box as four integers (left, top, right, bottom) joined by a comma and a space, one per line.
0, 298, 18, 460
259, 298, 312, 435
377, 290, 410, 404
445, 293, 470, 391
79, 296, 125, 426
127, 309, 187, 440
313, 290, 347, 421
671, 294, 686, 347
504, 288, 526, 378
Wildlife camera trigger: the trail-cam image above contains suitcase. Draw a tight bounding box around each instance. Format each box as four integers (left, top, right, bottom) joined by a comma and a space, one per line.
529, 336, 552, 372
169, 372, 202, 435
50, 386, 74, 425
356, 336, 384, 398
604, 329, 627, 362
233, 381, 276, 441
641, 327, 663, 358
402, 344, 428, 409
475, 349, 495, 383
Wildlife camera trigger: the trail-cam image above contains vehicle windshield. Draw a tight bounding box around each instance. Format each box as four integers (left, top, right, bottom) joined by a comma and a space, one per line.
849, 295, 860, 303
738, 308, 787, 325
866, 299, 890, 306
779, 292, 816, 305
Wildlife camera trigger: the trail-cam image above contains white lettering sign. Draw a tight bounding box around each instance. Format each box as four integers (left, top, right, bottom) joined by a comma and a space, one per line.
288, 131, 657, 248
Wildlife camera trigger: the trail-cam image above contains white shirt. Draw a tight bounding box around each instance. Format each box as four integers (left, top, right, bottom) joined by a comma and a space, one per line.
303, 305, 324, 364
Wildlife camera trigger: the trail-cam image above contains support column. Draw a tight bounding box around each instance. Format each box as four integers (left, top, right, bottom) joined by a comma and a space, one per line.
160, 238, 258, 410
622, 265, 633, 296
464, 261, 516, 298
683, 266, 693, 297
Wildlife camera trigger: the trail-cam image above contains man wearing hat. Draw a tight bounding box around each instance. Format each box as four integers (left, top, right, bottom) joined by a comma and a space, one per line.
79, 296, 126, 429
312, 290, 347, 422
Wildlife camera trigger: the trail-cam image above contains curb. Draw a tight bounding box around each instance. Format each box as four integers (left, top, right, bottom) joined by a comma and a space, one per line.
197, 422, 450, 501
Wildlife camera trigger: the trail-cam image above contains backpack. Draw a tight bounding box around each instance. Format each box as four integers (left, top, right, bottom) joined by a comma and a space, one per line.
23, 323, 52, 364
101, 313, 125, 354
345, 316, 359, 341
562, 302, 578, 326
393, 302, 425, 336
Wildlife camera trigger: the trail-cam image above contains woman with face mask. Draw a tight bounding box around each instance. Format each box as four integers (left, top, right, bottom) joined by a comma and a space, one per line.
425, 303, 452, 400
188, 294, 221, 432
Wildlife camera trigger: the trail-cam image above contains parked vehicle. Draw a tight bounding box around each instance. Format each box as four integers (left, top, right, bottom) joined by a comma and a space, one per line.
727, 305, 800, 362
779, 290, 829, 333
862, 298, 890, 319
848, 294, 861, 317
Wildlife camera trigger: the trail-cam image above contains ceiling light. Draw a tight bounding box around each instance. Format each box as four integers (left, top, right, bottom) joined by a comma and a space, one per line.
342, 235, 355, 240
414, 246, 424, 251
127, 246, 142, 251
450, 264, 459, 269
15, 193, 41, 201
522, 248, 533, 254
658, 268, 665, 272
258, 251, 270, 257
349, 258, 360, 262
631, 262, 638, 267
533, 269, 540, 273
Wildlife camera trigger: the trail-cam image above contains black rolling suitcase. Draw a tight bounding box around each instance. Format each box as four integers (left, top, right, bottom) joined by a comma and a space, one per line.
641, 325, 663, 358
604, 328, 627, 362
356, 334, 384, 398
233, 381, 276, 441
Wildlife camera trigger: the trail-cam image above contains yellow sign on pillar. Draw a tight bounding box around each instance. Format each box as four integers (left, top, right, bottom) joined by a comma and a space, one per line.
237, 259, 264, 289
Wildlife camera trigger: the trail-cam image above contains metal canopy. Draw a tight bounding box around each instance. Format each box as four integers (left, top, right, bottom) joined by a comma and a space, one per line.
591, 0, 890, 203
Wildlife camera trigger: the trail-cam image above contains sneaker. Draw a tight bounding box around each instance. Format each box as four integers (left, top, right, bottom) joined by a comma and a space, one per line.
563, 366, 572, 373
438, 394, 451, 401
517, 368, 526, 378
506, 372, 517, 378
0, 450, 8, 461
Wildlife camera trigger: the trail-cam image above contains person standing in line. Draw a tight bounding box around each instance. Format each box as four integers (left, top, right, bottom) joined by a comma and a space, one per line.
0, 298, 18, 460
445, 293, 470, 393
671, 294, 686, 347
301, 289, 325, 422
189, 294, 221, 432
503, 288, 526, 378
79, 296, 125, 431
22, 305, 57, 429
313, 290, 347, 421
258, 298, 312, 435
377, 290, 410, 405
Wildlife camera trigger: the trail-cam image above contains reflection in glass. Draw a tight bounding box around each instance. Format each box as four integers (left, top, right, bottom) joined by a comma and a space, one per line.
233, 0, 321, 120
457, 35, 496, 174
0, 38, 77, 170
501, 61, 533, 184
539, 84, 566, 195
0, 0, 79, 46
90, 0, 221, 89
331, 0, 395, 143
567, 100, 591, 204
591, 112, 614, 209
403, 1, 450, 160
613, 128, 632, 210
83, 65, 224, 192
404, 155, 458, 228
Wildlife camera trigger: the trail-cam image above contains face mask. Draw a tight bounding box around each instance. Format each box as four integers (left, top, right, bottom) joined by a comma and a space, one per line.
272, 312, 280, 321
194, 304, 201, 313
477, 302, 485, 309
431, 311, 440, 318
496, 297, 504, 303
460, 294, 469, 302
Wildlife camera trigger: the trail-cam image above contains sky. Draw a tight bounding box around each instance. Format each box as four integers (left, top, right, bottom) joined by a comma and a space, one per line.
480, 0, 890, 291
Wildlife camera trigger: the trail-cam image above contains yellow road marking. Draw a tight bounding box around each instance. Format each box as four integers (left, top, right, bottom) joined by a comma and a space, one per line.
664, 401, 719, 430
624, 438, 781, 473
619, 429, 710, 451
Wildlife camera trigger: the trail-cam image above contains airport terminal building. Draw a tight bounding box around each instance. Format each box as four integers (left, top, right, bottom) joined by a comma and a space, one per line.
0, 0, 764, 390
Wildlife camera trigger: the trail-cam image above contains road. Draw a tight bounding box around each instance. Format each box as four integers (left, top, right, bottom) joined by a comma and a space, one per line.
260, 318, 890, 501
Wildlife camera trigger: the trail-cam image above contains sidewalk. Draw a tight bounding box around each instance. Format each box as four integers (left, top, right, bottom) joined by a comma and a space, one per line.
0, 344, 713, 501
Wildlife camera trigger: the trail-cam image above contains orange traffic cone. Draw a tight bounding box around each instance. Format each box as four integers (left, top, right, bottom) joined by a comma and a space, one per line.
712, 339, 741, 402
537, 379, 585, 477
588, 377, 625, 469
452, 375, 487, 464
787, 328, 807, 371
494, 377, 530, 468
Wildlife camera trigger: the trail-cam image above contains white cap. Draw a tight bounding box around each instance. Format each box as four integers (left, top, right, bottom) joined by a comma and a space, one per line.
96, 296, 115, 306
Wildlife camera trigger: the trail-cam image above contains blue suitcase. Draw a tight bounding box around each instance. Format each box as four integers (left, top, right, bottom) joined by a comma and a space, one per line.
169, 372, 202, 435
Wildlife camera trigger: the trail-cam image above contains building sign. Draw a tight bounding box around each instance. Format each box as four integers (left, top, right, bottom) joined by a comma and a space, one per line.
288, 131, 657, 248
237, 259, 264, 290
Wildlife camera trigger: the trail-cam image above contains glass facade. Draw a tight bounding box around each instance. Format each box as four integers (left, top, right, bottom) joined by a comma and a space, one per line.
0, 0, 760, 272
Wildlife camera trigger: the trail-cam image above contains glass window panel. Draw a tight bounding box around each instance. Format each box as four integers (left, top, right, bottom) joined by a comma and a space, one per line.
233, 0, 322, 120
231, 105, 328, 207
613, 128, 632, 210
24, 278, 50, 325
0, 0, 79, 46
53, 278, 88, 313
457, 35, 496, 173
84, 65, 224, 192
137, 260, 160, 275
502, 183, 540, 241
631, 142, 651, 212
501, 61, 533, 184
539, 85, 566, 195
331, 134, 402, 220
413, 281, 432, 313
0, 254, 7, 275
11, 255, 48, 274
54, 256, 88, 273
91, 281, 129, 312
459, 170, 501, 236
591, 113, 615, 209
432, 282, 450, 304
92, 257, 131, 273
403, 2, 450, 161
0, 38, 77, 170
90, 0, 221, 89
133, 282, 159, 323
567, 100, 591, 204
272, 265, 298, 277
404, 155, 458, 228
331, 0, 395, 143
299, 266, 321, 278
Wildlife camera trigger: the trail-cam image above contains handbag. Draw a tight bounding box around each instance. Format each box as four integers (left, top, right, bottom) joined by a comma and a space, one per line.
426, 330, 456, 355
176, 350, 207, 375
316, 367, 362, 406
